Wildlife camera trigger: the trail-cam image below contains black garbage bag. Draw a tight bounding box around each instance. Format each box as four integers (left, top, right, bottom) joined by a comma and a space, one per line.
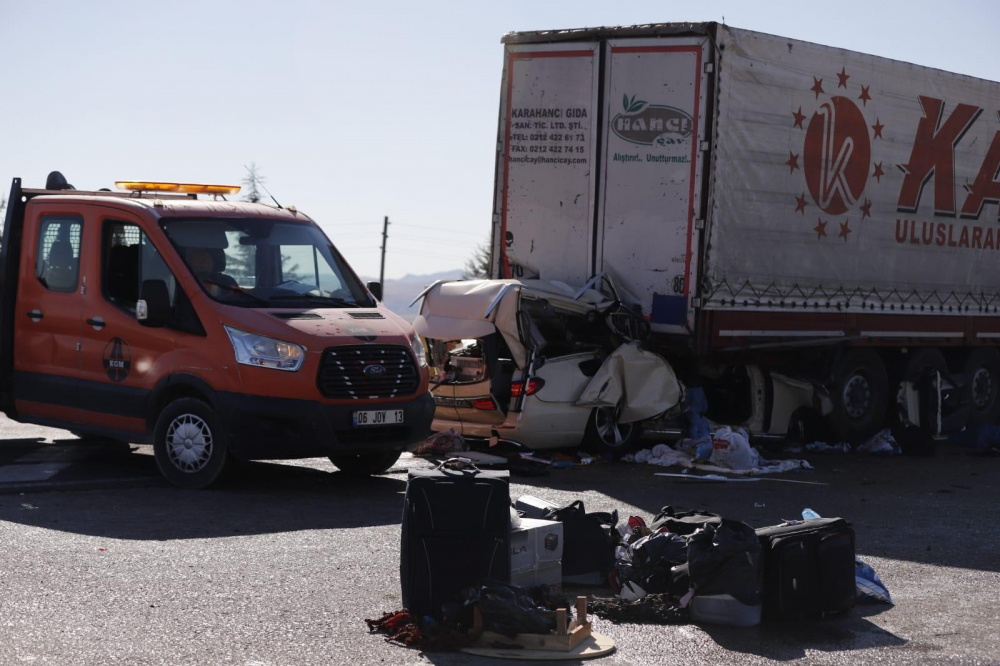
650, 506, 722, 535
623, 531, 689, 594
686, 520, 762, 606
463, 582, 561, 638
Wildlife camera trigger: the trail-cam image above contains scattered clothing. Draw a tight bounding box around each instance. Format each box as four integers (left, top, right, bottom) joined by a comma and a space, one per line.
805, 441, 851, 453
855, 558, 893, 605
365, 610, 472, 651
685, 387, 711, 439
857, 429, 901, 455
948, 424, 1000, 452
416, 430, 465, 456
710, 426, 760, 470
625, 442, 812, 476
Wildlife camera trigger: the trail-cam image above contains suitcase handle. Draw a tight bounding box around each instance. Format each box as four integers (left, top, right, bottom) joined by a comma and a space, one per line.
436, 457, 482, 473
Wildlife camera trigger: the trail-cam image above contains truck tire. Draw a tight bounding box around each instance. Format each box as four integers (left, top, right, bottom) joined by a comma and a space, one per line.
329, 451, 402, 476
583, 405, 642, 457
963, 348, 1000, 427
153, 398, 230, 490
828, 349, 888, 444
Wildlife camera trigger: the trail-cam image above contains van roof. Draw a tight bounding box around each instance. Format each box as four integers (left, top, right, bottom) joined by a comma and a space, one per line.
25, 190, 314, 222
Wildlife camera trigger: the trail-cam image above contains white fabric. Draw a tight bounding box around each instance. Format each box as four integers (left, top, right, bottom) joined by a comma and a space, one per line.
575, 342, 683, 423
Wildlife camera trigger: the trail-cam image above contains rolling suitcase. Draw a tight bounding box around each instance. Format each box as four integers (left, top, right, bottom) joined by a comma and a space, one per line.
400, 462, 510, 618
755, 517, 856, 620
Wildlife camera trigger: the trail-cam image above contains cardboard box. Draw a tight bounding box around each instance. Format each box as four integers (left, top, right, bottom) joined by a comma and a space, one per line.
511, 518, 563, 573
511, 561, 562, 591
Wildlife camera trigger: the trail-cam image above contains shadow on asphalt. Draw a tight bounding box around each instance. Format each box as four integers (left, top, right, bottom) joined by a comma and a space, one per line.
0, 452, 408, 540
699, 612, 906, 660
506, 450, 1000, 574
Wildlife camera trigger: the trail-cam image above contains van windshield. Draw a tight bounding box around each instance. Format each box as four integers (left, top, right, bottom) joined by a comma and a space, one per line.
161, 218, 372, 308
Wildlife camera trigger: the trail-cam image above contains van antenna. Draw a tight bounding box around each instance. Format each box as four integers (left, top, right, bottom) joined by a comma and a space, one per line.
244, 165, 282, 209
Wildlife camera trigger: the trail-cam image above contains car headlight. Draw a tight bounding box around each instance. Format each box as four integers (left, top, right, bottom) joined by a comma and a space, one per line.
224, 326, 305, 372
409, 335, 428, 367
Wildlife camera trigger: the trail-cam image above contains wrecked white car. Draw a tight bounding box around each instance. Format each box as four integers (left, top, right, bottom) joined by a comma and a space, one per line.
412, 279, 683, 454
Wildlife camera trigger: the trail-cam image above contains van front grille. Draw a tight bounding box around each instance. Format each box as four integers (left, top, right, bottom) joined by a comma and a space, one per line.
317, 345, 419, 399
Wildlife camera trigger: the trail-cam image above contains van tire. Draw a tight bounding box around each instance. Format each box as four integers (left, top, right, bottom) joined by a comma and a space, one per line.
583, 405, 642, 457
828, 349, 888, 444
329, 451, 402, 476
153, 398, 230, 490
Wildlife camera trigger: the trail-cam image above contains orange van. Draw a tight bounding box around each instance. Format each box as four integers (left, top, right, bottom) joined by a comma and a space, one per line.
0, 174, 433, 488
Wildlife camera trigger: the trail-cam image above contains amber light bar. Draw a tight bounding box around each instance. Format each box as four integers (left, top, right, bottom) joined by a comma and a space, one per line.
115, 181, 241, 195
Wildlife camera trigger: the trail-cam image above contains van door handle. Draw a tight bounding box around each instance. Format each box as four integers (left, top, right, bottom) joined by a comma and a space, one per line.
26, 310, 43, 322
86, 317, 106, 330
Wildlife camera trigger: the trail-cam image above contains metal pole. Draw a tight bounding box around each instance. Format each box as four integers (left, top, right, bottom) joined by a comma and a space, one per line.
379, 215, 389, 287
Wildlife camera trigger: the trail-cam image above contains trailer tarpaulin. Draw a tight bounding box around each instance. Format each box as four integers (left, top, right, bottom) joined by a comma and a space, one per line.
707, 26, 1000, 314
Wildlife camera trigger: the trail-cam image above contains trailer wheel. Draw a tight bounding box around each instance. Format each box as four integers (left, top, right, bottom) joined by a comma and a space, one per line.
964, 348, 1000, 427
329, 451, 401, 476
584, 405, 642, 457
828, 349, 888, 444
153, 398, 230, 490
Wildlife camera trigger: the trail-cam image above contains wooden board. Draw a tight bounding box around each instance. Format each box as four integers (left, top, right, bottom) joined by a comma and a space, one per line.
459, 631, 616, 661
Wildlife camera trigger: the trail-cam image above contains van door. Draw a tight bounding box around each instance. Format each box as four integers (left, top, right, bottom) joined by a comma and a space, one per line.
12, 207, 85, 420
596, 38, 711, 334
75, 212, 180, 435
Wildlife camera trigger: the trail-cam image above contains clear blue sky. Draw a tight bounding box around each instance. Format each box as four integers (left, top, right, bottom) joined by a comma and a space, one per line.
1, 0, 996, 279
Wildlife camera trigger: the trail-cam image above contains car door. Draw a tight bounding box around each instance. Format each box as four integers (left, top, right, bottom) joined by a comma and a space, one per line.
12, 204, 86, 421
75, 211, 180, 435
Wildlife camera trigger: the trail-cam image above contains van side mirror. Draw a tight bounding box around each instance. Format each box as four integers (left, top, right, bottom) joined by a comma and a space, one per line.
137, 279, 171, 327
367, 281, 383, 301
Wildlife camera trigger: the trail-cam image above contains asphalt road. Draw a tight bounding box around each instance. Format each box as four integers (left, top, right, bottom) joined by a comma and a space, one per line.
1, 418, 999, 665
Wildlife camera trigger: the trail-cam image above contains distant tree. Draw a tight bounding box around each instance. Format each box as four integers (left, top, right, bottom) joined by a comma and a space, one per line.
0, 193, 6, 218
241, 163, 264, 204
463, 240, 491, 279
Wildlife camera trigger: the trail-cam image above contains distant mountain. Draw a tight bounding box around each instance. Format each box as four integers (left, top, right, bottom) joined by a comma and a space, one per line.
364, 269, 464, 320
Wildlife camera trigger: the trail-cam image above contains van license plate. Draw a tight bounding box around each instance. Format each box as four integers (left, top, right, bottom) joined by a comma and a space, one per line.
352, 410, 404, 427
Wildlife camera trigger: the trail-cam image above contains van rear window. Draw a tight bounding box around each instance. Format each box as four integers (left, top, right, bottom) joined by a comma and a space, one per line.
35, 215, 82, 293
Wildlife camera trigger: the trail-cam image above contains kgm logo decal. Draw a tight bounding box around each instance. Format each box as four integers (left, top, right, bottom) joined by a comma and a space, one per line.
102, 337, 131, 382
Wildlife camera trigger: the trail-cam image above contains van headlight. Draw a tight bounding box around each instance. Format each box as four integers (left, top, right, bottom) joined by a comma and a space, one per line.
409, 335, 428, 367
225, 326, 305, 372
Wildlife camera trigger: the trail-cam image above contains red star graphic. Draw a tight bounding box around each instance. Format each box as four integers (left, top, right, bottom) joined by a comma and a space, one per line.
810, 77, 825, 99
859, 85, 871, 106
839, 221, 852, 241
792, 107, 807, 129
836, 67, 850, 88
872, 118, 884, 139
795, 192, 808, 214
872, 161, 885, 182
786, 151, 800, 173
860, 198, 872, 220
814, 218, 827, 239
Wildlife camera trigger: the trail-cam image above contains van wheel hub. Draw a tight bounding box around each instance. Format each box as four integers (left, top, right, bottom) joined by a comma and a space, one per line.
166, 414, 213, 472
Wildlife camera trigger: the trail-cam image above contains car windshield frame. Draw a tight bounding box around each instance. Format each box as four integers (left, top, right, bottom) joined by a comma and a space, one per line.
159, 216, 374, 309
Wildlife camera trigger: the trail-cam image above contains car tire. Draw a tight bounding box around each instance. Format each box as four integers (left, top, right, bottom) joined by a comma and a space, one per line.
329, 451, 402, 476
153, 398, 230, 490
963, 348, 1000, 427
583, 405, 642, 457
827, 349, 888, 444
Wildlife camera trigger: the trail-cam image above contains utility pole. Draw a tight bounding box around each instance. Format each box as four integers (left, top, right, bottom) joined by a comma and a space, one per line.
379, 215, 390, 286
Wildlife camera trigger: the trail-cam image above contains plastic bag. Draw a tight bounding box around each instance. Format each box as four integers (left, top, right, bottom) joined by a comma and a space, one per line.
855, 558, 893, 604
709, 427, 760, 470
857, 428, 901, 455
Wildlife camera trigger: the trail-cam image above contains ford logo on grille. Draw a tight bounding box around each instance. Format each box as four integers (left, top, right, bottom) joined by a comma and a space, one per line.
363, 364, 386, 377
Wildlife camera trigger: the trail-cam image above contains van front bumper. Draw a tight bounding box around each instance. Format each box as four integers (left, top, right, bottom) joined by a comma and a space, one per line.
214, 390, 435, 459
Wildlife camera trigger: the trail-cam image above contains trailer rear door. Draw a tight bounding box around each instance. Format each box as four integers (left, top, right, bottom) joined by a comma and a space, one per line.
595, 38, 711, 334
493, 42, 600, 285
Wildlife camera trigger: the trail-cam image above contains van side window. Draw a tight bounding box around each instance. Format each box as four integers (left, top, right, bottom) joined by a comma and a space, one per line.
35, 215, 82, 293
103, 221, 177, 313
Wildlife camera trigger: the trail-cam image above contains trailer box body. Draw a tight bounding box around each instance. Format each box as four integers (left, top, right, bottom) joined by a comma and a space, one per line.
492, 24, 1000, 344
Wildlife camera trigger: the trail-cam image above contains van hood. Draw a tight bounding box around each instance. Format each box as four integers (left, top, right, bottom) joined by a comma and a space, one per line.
222, 307, 415, 348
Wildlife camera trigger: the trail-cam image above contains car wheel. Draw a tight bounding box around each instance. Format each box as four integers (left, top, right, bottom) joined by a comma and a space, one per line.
584, 405, 642, 456
827, 349, 888, 444
153, 398, 230, 490
329, 451, 402, 476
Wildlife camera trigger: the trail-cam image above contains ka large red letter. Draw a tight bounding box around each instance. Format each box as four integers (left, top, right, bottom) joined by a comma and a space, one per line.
961, 122, 1000, 221
897, 96, 982, 215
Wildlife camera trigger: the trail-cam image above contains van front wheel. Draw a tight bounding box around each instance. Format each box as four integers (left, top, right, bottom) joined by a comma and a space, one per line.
329, 451, 401, 476
153, 398, 230, 489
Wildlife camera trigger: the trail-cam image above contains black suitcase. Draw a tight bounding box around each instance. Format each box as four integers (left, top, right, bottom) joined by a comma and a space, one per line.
400, 463, 510, 618
755, 517, 856, 620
